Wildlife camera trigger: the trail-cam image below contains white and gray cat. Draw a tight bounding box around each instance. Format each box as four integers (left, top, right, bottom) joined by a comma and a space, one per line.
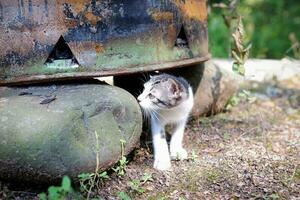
138, 74, 194, 170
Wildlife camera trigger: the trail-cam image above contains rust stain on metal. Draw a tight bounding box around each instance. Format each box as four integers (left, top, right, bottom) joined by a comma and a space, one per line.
84, 12, 100, 27
94, 44, 104, 54
167, 24, 177, 48
64, 0, 90, 14
148, 10, 174, 22
68, 41, 104, 53
173, 0, 207, 22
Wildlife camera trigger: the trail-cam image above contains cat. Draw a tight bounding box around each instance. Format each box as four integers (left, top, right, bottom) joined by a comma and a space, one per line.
137, 73, 194, 170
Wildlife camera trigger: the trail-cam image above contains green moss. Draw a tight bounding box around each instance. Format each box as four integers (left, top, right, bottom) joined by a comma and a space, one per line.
94, 38, 194, 70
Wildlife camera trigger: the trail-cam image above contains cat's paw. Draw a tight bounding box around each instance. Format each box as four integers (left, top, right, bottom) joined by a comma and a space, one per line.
170, 148, 188, 160
153, 157, 171, 171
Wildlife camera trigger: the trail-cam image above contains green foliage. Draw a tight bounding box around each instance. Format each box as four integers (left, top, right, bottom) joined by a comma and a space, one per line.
39, 176, 80, 200
268, 193, 280, 200
113, 156, 128, 177
208, 0, 300, 59
141, 173, 154, 184
113, 139, 128, 177
188, 150, 198, 162
128, 180, 145, 194
77, 131, 109, 199
208, 13, 231, 57
117, 191, 131, 200
127, 173, 153, 195
226, 90, 255, 110
78, 171, 109, 194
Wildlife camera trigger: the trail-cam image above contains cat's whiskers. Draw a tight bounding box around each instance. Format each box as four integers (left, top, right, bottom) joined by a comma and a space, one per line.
141, 107, 151, 126
141, 72, 148, 83
150, 110, 160, 122
138, 73, 148, 83
150, 108, 167, 123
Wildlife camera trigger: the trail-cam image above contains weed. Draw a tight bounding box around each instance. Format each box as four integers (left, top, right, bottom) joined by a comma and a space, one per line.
78, 171, 109, 194
113, 139, 128, 177
231, 16, 251, 76
188, 150, 198, 162
268, 193, 280, 200
78, 131, 109, 199
128, 179, 145, 194
117, 191, 131, 200
39, 176, 80, 200
226, 90, 254, 109
113, 156, 128, 177
141, 173, 153, 184
127, 173, 153, 194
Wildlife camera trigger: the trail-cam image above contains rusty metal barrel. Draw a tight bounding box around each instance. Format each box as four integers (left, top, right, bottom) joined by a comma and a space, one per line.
0, 0, 209, 183
0, 0, 209, 85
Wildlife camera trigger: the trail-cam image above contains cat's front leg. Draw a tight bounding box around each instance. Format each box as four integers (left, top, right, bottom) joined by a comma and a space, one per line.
151, 116, 171, 170
170, 120, 188, 160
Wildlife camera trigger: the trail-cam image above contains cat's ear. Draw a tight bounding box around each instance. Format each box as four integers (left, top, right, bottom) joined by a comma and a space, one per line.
167, 79, 180, 95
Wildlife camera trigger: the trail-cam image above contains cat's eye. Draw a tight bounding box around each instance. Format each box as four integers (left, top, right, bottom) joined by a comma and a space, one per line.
148, 93, 155, 99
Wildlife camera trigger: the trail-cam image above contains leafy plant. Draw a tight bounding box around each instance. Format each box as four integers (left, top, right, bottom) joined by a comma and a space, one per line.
78, 171, 109, 194
188, 150, 198, 162
78, 131, 109, 199
127, 173, 153, 194
210, 1, 251, 75
226, 90, 254, 110
117, 191, 131, 200
113, 139, 128, 177
141, 173, 153, 184
231, 16, 252, 76
128, 179, 145, 194
39, 176, 79, 200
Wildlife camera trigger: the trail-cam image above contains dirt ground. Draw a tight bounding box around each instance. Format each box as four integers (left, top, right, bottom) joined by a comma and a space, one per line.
1, 76, 299, 200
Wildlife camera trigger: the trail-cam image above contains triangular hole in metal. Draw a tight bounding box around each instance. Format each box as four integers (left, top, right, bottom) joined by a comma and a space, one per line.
45, 36, 79, 65
175, 25, 189, 48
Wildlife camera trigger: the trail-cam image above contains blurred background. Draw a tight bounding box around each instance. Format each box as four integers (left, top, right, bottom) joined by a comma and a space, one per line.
208, 0, 300, 59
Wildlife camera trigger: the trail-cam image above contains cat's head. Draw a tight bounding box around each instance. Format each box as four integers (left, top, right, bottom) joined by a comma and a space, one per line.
137, 74, 188, 110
